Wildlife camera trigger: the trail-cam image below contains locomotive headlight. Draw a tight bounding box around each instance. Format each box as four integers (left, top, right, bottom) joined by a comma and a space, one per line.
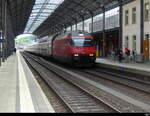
74, 54, 79, 57
89, 54, 94, 57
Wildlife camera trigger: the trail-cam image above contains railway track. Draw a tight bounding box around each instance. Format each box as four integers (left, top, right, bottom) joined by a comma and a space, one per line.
81, 68, 150, 94
43, 55, 150, 94
67, 67, 150, 109
22, 52, 119, 113
22, 52, 150, 112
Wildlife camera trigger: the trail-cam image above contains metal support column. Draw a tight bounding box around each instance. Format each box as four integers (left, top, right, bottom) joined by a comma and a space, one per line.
52, 28, 55, 34
0, 31, 2, 66
75, 20, 78, 31
4, 0, 7, 61
0, 0, 2, 66
70, 24, 72, 32
119, 0, 123, 49
102, 8, 106, 57
2, 0, 5, 62
2, 32, 5, 62
82, 18, 84, 31
91, 15, 94, 33
140, 0, 144, 54
65, 25, 67, 32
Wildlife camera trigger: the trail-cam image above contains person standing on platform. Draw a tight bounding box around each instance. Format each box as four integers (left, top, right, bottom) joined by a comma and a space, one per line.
118, 49, 123, 63
132, 50, 136, 62
125, 48, 131, 63
13, 48, 16, 55
111, 49, 115, 61
114, 48, 118, 61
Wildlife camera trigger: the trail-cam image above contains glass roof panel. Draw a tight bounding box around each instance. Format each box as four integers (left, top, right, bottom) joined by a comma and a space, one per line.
24, 0, 64, 33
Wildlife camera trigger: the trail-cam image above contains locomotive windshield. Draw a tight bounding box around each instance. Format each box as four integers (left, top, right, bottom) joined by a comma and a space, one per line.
69, 39, 95, 47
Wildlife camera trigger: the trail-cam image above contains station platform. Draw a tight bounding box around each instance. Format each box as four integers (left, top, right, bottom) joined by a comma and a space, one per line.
96, 58, 150, 75
0, 51, 55, 113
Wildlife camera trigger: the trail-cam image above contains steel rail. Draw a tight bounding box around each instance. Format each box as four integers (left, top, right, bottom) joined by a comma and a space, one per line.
22, 52, 120, 113
82, 69, 150, 94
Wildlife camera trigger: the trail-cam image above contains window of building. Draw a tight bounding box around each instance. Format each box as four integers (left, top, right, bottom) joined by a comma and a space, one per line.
125, 36, 129, 48
132, 35, 137, 51
145, 2, 149, 21
132, 7, 136, 24
145, 34, 149, 40
125, 10, 129, 26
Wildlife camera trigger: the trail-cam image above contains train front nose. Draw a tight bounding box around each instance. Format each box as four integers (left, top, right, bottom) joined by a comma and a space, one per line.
72, 47, 96, 63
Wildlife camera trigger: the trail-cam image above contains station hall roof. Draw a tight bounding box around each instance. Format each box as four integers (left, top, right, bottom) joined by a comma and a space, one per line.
1, 0, 131, 37
24, 0, 64, 34
6, 0, 35, 36
33, 0, 122, 37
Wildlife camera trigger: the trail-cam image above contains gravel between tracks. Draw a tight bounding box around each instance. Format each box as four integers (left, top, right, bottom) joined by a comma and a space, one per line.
23, 52, 150, 112
24, 55, 70, 113
40, 57, 148, 112
69, 69, 150, 106
23, 53, 117, 113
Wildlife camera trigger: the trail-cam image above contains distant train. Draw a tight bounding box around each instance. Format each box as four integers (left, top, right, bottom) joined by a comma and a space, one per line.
25, 31, 96, 67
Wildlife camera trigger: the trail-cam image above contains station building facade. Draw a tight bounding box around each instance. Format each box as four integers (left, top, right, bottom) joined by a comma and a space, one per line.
66, 7, 120, 57
65, 0, 150, 60
123, 0, 150, 60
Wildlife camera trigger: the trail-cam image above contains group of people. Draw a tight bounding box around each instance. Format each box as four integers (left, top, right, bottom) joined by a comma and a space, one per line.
111, 48, 136, 63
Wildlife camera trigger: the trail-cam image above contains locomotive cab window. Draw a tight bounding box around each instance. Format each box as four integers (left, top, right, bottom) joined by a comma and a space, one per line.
69, 39, 95, 47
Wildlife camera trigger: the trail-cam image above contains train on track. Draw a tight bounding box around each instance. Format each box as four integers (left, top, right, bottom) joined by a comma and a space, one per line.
24, 31, 96, 67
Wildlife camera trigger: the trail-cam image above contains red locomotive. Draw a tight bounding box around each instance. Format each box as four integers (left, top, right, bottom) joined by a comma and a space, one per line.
52, 31, 96, 66
25, 31, 96, 67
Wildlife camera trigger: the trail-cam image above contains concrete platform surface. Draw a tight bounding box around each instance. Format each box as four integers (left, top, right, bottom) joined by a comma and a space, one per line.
0, 52, 55, 113
96, 58, 150, 73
